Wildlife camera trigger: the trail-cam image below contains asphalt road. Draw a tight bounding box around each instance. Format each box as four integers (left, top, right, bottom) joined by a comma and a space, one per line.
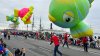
4, 36, 100, 56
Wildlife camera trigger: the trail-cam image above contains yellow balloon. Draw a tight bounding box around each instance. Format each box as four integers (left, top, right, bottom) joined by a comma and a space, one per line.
22, 18, 26, 22
29, 11, 33, 14
14, 9, 19, 17
29, 6, 34, 11
25, 16, 28, 19
27, 13, 30, 17
6, 16, 9, 21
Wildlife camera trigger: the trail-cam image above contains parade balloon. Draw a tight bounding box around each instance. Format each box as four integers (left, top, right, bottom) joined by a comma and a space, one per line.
14, 6, 34, 24
6, 15, 19, 25
49, 0, 94, 38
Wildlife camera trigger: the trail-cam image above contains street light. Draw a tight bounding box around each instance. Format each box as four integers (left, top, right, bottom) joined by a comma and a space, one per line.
50, 23, 53, 30
27, 24, 28, 31
32, 15, 34, 31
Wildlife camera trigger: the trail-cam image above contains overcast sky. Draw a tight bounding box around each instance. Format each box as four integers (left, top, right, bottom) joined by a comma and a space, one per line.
0, 0, 100, 33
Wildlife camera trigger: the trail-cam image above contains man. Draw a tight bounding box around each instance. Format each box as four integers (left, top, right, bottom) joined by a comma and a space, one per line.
82, 37, 88, 52
62, 33, 69, 48
50, 34, 62, 56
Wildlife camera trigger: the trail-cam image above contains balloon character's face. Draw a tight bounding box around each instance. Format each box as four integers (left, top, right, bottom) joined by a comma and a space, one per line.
49, 0, 90, 28
14, 6, 34, 24
6, 15, 19, 25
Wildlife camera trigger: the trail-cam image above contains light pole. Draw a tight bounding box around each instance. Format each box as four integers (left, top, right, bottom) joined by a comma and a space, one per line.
32, 15, 34, 31
39, 17, 42, 31
27, 24, 28, 31
50, 23, 53, 30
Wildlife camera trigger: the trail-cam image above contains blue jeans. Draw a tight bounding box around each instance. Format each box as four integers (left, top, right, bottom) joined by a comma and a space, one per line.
83, 43, 88, 52
54, 45, 62, 56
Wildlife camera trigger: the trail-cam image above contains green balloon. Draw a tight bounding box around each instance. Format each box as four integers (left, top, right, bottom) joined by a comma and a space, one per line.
6, 15, 19, 25
49, 0, 94, 38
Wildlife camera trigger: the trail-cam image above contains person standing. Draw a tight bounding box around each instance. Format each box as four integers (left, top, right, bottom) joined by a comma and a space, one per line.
24, 33, 28, 39
14, 32, 16, 37
50, 34, 62, 56
0, 32, 2, 39
93, 36, 97, 48
96, 37, 100, 48
59, 34, 63, 44
2, 43, 9, 56
21, 48, 26, 56
82, 37, 88, 52
62, 33, 69, 48
15, 48, 21, 56
36, 32, 39, 39
4, 32, 7, 39
89, 37, 94, 48
7, 32, 11, 40
0, 40, 4, 54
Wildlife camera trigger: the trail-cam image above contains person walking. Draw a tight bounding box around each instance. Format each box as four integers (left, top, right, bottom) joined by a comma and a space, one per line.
62, 33, 69, 48
82, 37, 88, 52
50, 33, 62, 56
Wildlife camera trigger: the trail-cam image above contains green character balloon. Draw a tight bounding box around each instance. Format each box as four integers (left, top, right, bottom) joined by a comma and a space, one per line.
49, 0, 94, 38
6, 15, 19, 25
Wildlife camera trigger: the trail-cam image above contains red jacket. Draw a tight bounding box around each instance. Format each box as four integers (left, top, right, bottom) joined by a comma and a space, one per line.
82, 37, 88, 43
64, 33, 68, 41
51, 35, 59, 46
76, 39, 81, 45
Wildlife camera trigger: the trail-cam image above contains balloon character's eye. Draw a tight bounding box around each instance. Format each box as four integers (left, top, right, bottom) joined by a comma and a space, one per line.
63, 14, 74, 22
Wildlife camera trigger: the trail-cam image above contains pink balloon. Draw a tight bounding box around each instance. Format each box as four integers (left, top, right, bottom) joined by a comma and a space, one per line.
19, 8, 29, 18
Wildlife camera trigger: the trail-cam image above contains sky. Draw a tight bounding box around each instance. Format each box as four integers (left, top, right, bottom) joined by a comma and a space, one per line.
0, 0, 100, 33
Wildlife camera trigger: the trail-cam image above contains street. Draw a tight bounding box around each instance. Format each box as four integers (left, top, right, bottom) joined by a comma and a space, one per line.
4, 36, 100, 56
